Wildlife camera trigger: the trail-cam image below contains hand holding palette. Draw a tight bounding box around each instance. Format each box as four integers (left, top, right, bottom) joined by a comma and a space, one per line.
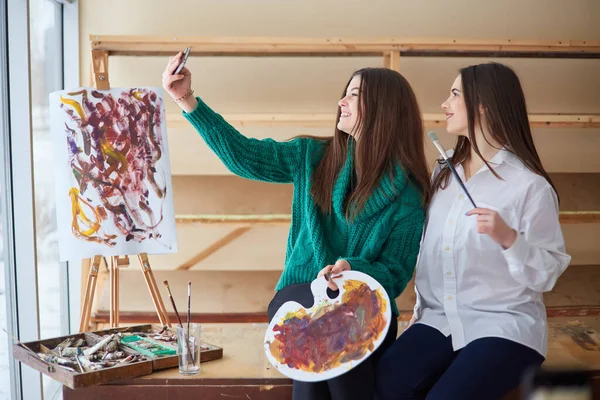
264, 271, 391, 382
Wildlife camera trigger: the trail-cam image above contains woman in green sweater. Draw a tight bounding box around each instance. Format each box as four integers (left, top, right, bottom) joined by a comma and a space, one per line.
162, 53, 431, 399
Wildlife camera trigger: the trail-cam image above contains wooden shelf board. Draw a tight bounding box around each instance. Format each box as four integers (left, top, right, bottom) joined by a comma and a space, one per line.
90, 35, 600, 58
166, 112, 600, 129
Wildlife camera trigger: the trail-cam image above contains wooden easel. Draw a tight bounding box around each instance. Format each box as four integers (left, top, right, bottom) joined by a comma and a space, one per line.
78, 50, 171, 332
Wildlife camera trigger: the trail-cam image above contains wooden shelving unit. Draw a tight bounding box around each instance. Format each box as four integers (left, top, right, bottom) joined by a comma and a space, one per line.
87, 36, 600, 339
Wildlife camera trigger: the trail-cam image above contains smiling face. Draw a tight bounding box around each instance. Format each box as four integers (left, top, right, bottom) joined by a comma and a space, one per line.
336, 74, 361, 137
441, 74, 469, 136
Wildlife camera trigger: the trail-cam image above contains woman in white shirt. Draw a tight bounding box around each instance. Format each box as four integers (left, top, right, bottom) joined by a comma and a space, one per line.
375, 62, 571, 400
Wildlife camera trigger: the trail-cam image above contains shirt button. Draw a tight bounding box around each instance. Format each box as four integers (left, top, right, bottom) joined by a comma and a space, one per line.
459, 194, 465, 200
447, 271, 452, 276
449, 219, 454, 225
444, 246, 450, 251
447, 296, 453, 300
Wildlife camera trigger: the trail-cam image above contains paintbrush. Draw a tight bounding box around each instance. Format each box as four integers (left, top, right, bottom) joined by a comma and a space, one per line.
187, 281, 192, 367
163, 281, 195, 365
427, 131, 477, 209
187, 282, 191, 341
163, 280, 184, 327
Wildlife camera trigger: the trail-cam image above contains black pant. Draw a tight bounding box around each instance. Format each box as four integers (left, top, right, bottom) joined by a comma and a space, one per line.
268, 283, 399, 400
375, 323, 545, 400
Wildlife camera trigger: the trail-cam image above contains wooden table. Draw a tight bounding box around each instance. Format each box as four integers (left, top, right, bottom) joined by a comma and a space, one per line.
63, 319, 600, 399
63, 323, 291, 399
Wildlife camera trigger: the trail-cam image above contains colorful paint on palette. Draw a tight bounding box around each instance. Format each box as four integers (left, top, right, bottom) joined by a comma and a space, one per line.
50, 87, 177, 261
268, 279, 387, 374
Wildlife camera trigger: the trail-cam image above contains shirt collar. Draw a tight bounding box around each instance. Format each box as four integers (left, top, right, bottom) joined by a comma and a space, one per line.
488, 147, 524, 171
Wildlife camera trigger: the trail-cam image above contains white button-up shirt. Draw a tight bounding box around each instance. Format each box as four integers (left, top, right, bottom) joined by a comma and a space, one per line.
413, 148, 571, 357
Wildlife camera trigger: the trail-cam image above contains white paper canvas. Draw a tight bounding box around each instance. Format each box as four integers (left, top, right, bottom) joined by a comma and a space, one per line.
50, 87, 177, 261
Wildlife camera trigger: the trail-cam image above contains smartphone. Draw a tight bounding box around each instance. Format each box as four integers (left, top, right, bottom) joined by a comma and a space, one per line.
521, 368, 593, 400
173, 47, 191, 75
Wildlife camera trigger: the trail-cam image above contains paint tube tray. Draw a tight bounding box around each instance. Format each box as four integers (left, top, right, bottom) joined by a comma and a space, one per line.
88, 324, 223, 370
12, 330, 153, 389
12, 324, 223, 389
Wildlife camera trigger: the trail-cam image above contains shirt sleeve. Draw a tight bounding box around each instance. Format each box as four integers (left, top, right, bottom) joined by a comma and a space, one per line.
501, 184, 571, 292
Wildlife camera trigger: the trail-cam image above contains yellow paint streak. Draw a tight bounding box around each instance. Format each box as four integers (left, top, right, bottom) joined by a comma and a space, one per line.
59, 95, 86, 121
133, 91, 144, 101
69, 187, 101, 237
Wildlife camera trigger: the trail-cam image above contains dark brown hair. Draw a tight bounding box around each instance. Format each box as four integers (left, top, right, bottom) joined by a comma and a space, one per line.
310, 67, 431, 219
432, 62, 557, 198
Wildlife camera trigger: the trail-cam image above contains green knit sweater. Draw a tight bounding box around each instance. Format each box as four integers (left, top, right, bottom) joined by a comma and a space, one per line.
183, 97, 425, 316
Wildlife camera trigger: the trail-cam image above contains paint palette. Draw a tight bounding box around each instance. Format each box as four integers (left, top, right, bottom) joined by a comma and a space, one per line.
264, 270, 392, 382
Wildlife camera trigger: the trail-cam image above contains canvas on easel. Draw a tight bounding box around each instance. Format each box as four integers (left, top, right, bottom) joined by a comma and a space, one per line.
49, 87, 177, 260
49, 51, 177, 332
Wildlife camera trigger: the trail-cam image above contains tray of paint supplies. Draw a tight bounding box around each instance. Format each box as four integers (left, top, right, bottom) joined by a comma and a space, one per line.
12, 324, 223, 389
91, 324, 223, 370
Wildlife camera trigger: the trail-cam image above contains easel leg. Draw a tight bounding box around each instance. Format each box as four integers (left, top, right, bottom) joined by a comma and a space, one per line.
79, 256, 102, 332
138, 253, 171, 327
115, 258, 119, 326
109, 256, 121, 328
110, 256, 130, 328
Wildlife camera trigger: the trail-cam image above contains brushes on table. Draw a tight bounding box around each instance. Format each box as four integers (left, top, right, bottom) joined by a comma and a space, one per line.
427, 131, 477, 209
163, 280, 184, 327
163, 280, 195, 367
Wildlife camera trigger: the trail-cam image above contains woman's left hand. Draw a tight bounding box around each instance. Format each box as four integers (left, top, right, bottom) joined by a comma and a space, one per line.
466, 208, 517, 249
317, 259, 352, 291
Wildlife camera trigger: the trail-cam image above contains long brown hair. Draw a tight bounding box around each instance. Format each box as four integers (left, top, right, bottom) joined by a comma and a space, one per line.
310, 67, 431, 219
432, 62, 557, 198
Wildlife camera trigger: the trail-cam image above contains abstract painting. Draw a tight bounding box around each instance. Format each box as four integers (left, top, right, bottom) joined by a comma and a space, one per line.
264, 271, 391, 382
50, 87, 177, 261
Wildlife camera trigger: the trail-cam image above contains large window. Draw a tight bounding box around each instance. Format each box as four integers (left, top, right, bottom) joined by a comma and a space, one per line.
0, 133, 13, 397
1, 1, 16, 398
1, 0, 77, 398
30, 0, 66, 397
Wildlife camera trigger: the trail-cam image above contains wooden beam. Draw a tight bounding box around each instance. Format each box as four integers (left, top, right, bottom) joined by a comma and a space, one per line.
176, 214, 292, 225
424, 113, 600, 129
93, 311, 270, 324
528, 114, 600, 128
175, 212, 600, 225
166, 112, 600, 129
90, 35, 600, 58
559, 211, 600, 224
176, 226, 252, 270
383, 51, 400, 72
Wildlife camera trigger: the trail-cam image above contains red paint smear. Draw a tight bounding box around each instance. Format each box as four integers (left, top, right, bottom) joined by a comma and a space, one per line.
269, 279, 387, 373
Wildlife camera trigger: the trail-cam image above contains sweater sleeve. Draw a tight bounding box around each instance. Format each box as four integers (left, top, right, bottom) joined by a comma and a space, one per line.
183, 97, 305, 183
343, 207, 425, 311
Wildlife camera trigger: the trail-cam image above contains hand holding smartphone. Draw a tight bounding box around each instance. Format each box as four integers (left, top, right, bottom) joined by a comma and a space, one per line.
173, 47, 191, 75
